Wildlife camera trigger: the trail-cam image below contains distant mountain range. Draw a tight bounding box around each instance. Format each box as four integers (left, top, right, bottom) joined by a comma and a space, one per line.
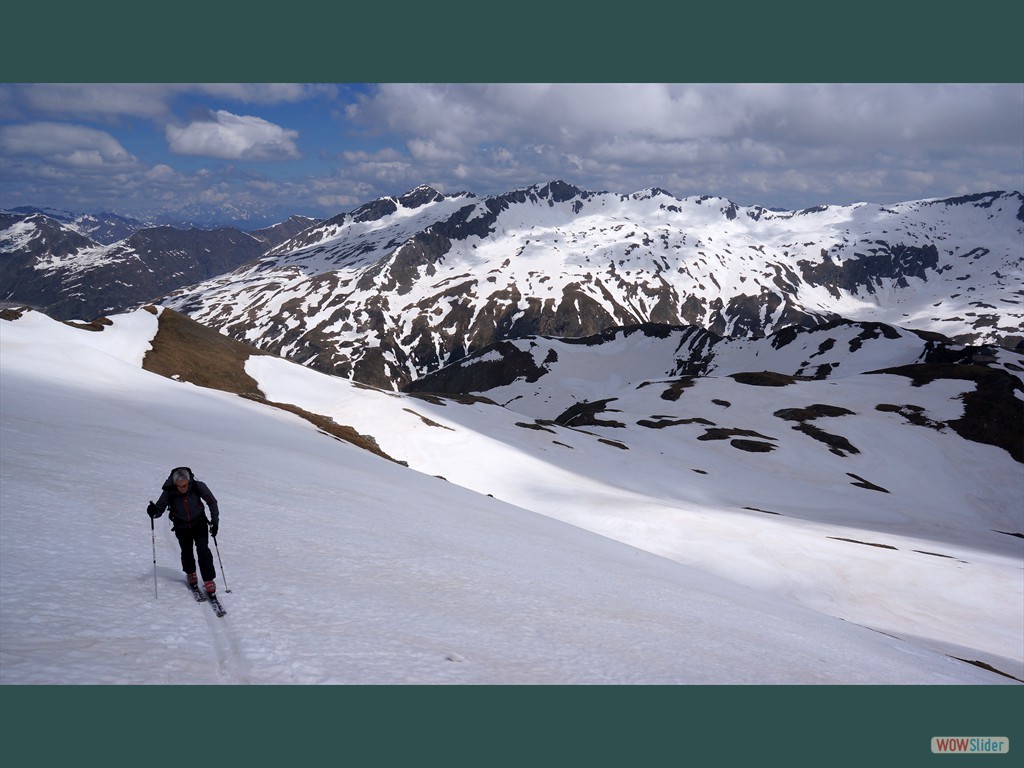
1, 204, 311, 241
0, 211, 319, 320
1, 206, 147, 244
2, 183, 1021, 391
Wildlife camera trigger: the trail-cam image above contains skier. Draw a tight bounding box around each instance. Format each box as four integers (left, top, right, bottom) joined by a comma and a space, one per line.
147, 467, 220, 595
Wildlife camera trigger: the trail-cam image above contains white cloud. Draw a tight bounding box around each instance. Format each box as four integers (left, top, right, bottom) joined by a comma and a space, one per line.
406, 138, 462, 163
344, 83, 1024, 207
195, 83, 335, 104
18, 84, 177, 120
13, 83, 332, 120
145, 164, 179, 182
166, 110, 300, 161
0, 122, 136, 167
341, 147, 404, 163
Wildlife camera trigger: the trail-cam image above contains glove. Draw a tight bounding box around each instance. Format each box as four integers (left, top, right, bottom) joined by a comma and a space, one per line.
147, 501, 159, 518
210, 522, 218, 537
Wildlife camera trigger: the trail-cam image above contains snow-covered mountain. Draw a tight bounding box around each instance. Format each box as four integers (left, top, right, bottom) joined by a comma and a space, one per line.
0, 213, 319, 320
1, 206, 148, 244
158, 183, 1023, 390
406, 319, 1023, 462
2, 305, 1019, 684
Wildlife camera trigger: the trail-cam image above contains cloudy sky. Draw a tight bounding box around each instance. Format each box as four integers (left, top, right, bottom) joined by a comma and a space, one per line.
1, 82, 1021, 224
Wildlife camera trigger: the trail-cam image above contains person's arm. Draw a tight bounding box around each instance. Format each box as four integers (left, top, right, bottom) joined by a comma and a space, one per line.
147, 490, 170, 518
198, 482, 219, 535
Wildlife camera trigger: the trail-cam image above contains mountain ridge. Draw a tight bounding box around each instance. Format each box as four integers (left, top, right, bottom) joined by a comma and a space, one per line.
4, 183, 1021, 390
163, 183, 1023, 389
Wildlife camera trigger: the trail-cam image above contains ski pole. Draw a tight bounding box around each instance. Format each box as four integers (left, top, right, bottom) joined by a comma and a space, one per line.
151, 514, 158, 599
212, 534, 231, 593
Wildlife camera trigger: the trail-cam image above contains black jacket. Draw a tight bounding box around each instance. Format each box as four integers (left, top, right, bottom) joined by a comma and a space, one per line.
152, 469, 219, 531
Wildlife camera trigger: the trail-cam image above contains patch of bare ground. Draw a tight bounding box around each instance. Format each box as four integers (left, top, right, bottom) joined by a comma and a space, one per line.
774, 404, 855, 421
0, 307, 29, 321
773, 404, 859, 456
402, 408, 455, 430
698, 427, 776, 442
406, 392, 498, 407
142, 306, 267, 397
694, 426, 777, 453
730, 439, 776, 452
66, 317, 114, 331
239, 393, 402, 464
637, 416, 715, 429
827, 536, 897, 549
729, 371, 807, 387
515, 422, 557, 433
143, 307, 403, 464
793, 423, 859, 456
870, 363, 1023, 462
950, 658, 1024, 683
2, 307, 118, 330
648, 377, 696, 401
875, 403, 945, 430
554, 398, 626, 428
912, 550, 967, 563
846, 473, 890, 493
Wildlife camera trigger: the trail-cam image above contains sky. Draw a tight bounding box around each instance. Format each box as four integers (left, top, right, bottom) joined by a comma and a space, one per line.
2, 83, 1022, 224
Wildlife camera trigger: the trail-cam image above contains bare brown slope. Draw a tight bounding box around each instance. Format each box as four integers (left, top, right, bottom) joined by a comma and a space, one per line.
141, 305, 267, 396
141, 306, 399, 463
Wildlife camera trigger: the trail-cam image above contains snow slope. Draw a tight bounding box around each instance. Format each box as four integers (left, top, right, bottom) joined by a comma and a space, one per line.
1, 308, 1020, 684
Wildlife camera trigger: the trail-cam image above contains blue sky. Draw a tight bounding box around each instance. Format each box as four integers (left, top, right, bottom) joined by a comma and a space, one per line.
1, 83, 1021, 225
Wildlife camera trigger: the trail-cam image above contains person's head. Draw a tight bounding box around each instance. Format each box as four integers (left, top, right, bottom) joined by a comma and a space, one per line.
172, 469, 190, 494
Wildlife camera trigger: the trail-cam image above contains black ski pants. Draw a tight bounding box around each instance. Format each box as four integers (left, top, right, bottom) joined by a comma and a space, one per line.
174, 522, 216, 582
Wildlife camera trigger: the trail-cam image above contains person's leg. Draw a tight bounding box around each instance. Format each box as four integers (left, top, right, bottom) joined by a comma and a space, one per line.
194, 525, 216, 584
174, 528, 198, 584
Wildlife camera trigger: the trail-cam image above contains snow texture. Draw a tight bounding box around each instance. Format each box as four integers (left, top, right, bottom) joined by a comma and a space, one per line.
1, 308, 1021, 684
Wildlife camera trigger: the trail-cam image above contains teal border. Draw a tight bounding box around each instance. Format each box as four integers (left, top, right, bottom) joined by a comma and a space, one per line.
2, 4, 1021, 768
2, 2, 1022, 82
3, 685, 1022, 766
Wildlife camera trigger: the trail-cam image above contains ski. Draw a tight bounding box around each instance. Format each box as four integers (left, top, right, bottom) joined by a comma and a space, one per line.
206, 591, 227, 617
184, 577, 225, 616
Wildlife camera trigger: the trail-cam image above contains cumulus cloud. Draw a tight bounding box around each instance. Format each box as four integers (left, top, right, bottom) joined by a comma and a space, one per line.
15, 84, 177, 120
351, 83, 1024, 155
145, 164, 181, 182
3, 82, 1020, 220
166, 110, 300, 160
342, 83, 1023, 207
0, 122, 136, 167
11, 83, 331, 120
195, 83, 336, 104
341, 147, 404, 163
